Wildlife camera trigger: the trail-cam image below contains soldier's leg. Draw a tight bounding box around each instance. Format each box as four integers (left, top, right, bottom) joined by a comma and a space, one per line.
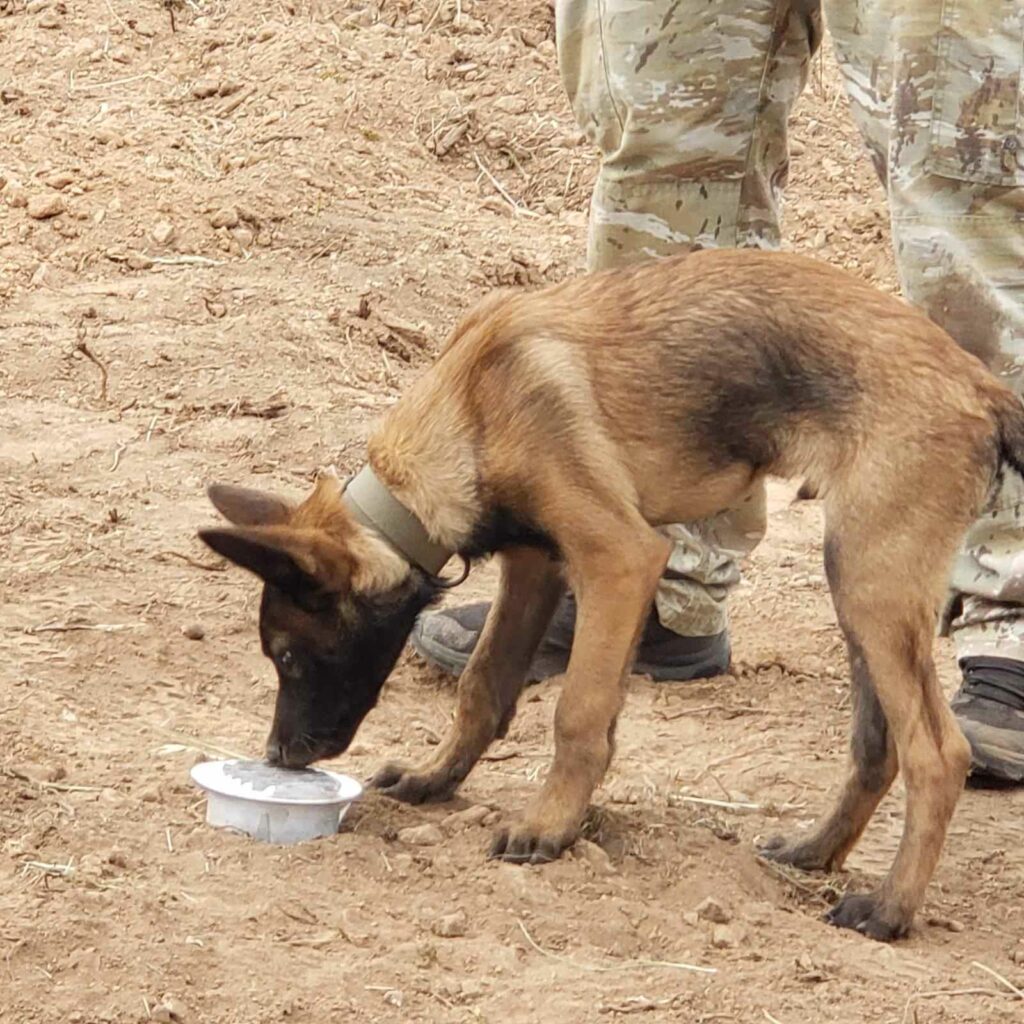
410, 0, 821, 681
829, 0, 1024, 781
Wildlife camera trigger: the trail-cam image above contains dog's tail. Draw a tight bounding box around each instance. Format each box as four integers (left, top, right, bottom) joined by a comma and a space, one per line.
990, 387, 1024, 477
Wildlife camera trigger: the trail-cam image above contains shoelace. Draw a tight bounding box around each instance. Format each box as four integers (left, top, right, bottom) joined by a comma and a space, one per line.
960, 656, 1024, 712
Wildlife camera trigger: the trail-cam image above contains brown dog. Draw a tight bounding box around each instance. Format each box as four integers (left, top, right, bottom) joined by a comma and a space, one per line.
200, 249, 1024, 940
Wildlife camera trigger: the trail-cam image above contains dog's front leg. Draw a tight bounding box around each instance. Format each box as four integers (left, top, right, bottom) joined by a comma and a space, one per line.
372, 546, 564, 804
491, 531, 670, 864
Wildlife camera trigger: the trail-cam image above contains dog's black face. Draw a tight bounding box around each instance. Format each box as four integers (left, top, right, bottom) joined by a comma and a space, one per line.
199, 478, 439, 769
257, 574, 436, 767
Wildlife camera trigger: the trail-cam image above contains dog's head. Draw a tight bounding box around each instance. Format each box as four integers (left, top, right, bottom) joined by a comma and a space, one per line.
198, 471, 437, 768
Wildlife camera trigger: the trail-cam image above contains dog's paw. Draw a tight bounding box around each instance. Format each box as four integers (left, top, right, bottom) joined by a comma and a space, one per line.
488, 823, 572, 865
825, 892, 909, 942
757, 833, 832, 872
369, 763, 456, 805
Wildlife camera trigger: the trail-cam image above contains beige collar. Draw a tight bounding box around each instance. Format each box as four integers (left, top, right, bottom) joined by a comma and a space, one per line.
343, 466, 453, 577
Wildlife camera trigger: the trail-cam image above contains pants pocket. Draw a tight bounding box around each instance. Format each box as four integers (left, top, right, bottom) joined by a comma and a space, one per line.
927, 0, 1024, 185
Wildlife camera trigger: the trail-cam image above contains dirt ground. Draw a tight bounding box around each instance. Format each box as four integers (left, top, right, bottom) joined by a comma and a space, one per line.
2, 2, 1023, 1022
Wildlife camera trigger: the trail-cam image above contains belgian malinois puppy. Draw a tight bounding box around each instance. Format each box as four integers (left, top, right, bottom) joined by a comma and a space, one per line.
200, 249, 1024, 940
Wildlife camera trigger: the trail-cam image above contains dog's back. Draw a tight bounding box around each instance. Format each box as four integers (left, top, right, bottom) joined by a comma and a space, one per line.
425, 249, 1009, 533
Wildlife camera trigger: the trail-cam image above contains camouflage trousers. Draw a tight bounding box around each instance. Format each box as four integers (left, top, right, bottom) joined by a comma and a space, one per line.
557, 0, 1024, 662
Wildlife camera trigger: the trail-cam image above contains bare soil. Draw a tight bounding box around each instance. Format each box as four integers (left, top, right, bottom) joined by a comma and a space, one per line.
2, 3, 1022, 1023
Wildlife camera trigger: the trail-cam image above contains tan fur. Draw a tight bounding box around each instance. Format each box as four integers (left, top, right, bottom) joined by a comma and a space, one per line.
209, 249, 1019, 939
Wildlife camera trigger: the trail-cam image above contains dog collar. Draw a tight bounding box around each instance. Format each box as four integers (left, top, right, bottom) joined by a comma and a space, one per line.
343, 465, 453, 577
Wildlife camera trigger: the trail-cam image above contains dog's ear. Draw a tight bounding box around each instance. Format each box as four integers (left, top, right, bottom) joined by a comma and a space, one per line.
198, 525, 353, 594
207, 484, 294, 527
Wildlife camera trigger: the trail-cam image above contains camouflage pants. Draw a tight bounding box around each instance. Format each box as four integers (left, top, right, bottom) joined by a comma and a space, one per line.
557, 0, 1024, 661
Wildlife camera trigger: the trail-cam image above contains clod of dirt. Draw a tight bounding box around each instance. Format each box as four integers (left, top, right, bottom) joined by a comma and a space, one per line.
26, 194, 64, 219
152, 220, 176, 245
711, 924, 740, 949
107, 848, 129, 869
192, 77, 221, 99
38, 11, 62, 28
441, 805, 490, 831
45, 172, 75, 190
492, 95, 527, 115
209, 206, 240, 229
397, 823, 444, 847
696, 896, 731, 924
18, 762, 67, 784
4, 183, 28, 208
152, 996, 187, 1023
182, 623, 205, 641
431, 908, 468, 938
575, 838, 615, 876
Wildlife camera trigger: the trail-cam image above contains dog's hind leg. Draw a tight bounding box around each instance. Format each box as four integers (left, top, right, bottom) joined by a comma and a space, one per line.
760, 534, 898, 871
766, 495, 972, 940
372, 546, 564, 804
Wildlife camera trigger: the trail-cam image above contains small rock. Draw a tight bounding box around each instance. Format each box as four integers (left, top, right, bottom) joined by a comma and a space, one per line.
181, 623, 205, 641
4, 184, 28, 209
397, 823, 444, 847
382, 990, 403, 1008
790, 139, 806, 156
26, 194, 64, 220
191, 77, 221, 99
442, 805, 490, 831
711, 924, 739, 949
431, 908, 468, 938
682, 911, 700, 928
39, 12, 62, 28
107, 848, 129, 869
743, 901, 775, 927
127, 254, 154, 271
231, 226, 254, 248
45, 172, 75, 190
209, 206, 239, 229
576, 839, 615, 876
696, 896, 731, 924
926, 915, 965, 933
151, 220, 175, 245
493, 95, 527, 115
152, 996, 186, 1023
19, 763, 67, 784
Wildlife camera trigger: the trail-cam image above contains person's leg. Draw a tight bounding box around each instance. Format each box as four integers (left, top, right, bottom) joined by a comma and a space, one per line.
829, 0, 1024, 782
412, 0, 820, 679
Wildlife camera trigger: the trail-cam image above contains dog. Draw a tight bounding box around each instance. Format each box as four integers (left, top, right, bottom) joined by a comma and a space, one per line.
199, 249, 1024, 940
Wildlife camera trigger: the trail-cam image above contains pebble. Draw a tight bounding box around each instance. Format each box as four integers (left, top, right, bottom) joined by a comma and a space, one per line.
107, 848, 129, 869
4, 184, 28, 209
382, 990, 403, 1008
431, 908, 468, 938
397, 823, 444, 847
181, 623, 205, 641
711, 924, 739, 949
151, 220, 175, 245
493, 95, 528, 115
696, 896, 731, 924
576, 838, 615, 876
38, 11, 62, 28
26, 194, 64, 219
45, 171, 75, 190
209, 206, 240, 229
19, 762, 67, 784
441, 805, 490, 831
127, 254, 154, 271
192, 77, 222, 99
152, 996, 186, 1023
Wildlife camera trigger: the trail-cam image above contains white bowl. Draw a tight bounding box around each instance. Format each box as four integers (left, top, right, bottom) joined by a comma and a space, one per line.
190, 759, 362, 844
